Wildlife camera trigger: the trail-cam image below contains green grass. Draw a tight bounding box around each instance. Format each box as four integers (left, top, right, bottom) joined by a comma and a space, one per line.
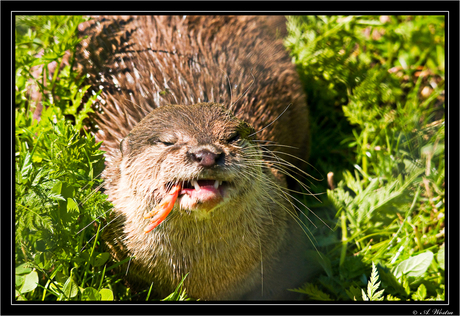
15, 15, 445, 301
285, 15, 445, 301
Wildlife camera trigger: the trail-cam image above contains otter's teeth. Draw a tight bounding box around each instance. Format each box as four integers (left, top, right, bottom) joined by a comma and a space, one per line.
214, 180, 219, 189
192, 180, 201, 191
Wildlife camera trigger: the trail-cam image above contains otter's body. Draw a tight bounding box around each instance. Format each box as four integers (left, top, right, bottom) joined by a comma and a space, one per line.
78, 16, 310, 300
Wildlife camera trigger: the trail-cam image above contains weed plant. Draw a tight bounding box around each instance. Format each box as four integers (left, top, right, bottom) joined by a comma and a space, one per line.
15, 15, 445, 301
15, 15, 137, 301
285, 15, 445, 301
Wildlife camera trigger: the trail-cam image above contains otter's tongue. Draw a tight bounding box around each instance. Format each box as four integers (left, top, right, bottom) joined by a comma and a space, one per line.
181, 180, 222, 201
180, 180, 223, 211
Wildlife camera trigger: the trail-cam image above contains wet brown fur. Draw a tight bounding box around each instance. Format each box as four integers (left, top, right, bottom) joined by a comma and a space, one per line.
77, 15, 311, 300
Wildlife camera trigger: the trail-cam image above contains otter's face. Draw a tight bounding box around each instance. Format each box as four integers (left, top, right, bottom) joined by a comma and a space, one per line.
118, 103, 258, 219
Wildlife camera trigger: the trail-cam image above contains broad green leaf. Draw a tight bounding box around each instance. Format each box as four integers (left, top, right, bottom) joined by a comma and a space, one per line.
67, 197, 79, 213
35, 240, 46, 252
51, 180, 62, 194
55, 271, 67, 284
91, 252, 110, 267
78, 250, 91, 264
15, 263, 32, 275
61, 183, 76, 199
34, 252, 46, 269
62, 276, 79, 298
99, 288, 114, 301
15, 274, 26, 288
82, 287, 101, 301
49, 181, 65, 201
393, 251, 434, 279
436, 246, 444, 270
62, 197, 79, 224
412, 283, 427, 300
20, 270, 39, 293
346, 285, 362, 301
402, 276, 411, 296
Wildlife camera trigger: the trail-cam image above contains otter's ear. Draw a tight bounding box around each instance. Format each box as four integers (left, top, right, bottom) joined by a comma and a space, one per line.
120, 137, 130, 156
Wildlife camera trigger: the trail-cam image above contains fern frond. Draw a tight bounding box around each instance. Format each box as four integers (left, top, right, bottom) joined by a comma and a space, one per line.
362, 262, 385, 301
291, 283, 333, 301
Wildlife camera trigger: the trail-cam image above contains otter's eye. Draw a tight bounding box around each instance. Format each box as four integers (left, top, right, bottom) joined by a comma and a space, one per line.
159, 141, 175, 146
151, 138, 176, 146
227, 133, 241, 144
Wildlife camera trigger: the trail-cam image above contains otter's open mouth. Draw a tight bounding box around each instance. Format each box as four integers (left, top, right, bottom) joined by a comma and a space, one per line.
144, 179, 230, 233
180, 179, 227, 200
176, 179, 230, 213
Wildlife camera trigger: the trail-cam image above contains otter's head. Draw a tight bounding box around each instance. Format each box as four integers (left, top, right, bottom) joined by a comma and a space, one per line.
117, 102, 259, 220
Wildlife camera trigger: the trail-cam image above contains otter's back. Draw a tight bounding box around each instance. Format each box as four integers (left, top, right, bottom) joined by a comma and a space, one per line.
77, 16, 309, 170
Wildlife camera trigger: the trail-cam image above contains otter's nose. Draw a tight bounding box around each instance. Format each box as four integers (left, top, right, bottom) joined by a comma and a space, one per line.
189, 148, 224, 167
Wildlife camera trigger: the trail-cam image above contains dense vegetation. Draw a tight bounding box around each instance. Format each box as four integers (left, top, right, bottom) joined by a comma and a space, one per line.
15, 15, 445, 302
285, 15, 445, 301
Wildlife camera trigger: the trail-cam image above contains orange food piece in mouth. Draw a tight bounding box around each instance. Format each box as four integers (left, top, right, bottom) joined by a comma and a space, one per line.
144, 185, 181, 233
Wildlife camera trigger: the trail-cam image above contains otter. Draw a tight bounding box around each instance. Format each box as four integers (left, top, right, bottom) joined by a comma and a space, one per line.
77, 15, 311, 300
